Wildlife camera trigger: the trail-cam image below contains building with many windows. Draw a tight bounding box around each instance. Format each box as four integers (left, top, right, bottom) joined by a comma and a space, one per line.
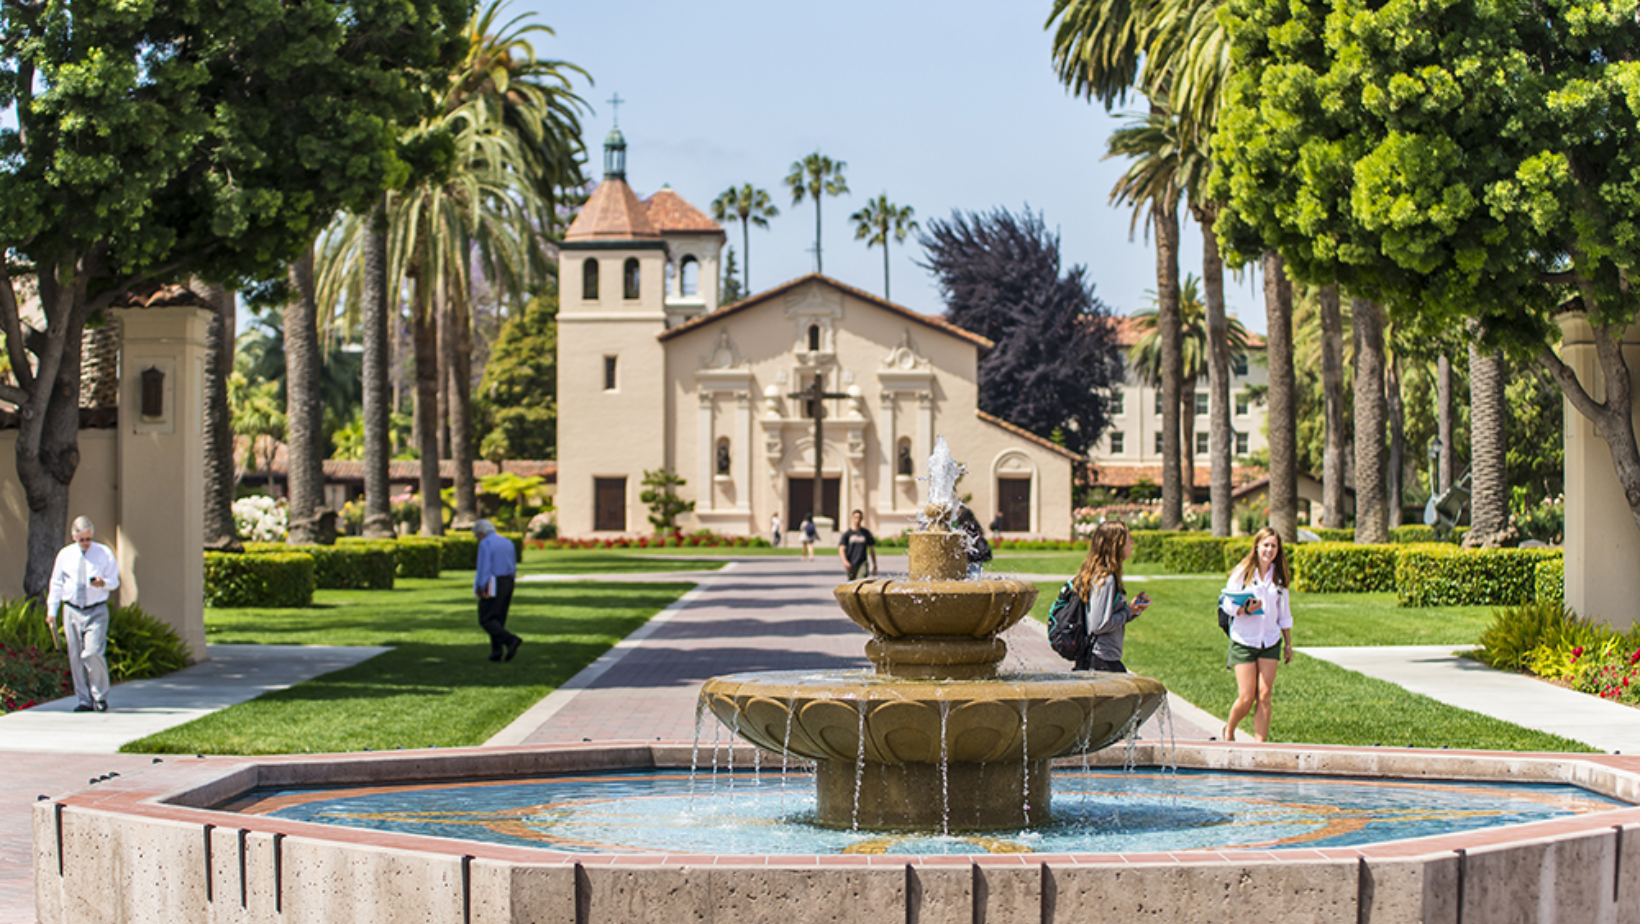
554, 131, 1077, 538
1086, 316, 1269, 499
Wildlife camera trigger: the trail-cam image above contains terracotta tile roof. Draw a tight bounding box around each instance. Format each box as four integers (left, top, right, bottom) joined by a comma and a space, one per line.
657, 274, 993, 349
110, 284, 213, 309
975, 410, 1082, 460
564, 178, 659, 241
643, 187, 723, 235
1085, 461, 1266, 488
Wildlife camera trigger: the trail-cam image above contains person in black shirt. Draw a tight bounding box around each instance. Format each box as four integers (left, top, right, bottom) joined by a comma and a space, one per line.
837, 509, 878, 580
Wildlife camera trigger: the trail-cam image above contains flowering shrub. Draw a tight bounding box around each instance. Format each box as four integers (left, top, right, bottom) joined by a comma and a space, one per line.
1570, 643, 1640, 704
542, 531, 769, 550
1511, 494, 1565, 545
232, 495, 288, 542
527, 511, 557, 540
0, 643, 71, 714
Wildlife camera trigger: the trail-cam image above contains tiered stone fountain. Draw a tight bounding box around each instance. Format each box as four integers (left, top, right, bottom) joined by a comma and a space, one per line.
701, 441, 1167, 830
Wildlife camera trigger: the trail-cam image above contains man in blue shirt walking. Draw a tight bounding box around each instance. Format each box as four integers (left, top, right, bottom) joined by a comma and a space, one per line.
473, 520, 521, 661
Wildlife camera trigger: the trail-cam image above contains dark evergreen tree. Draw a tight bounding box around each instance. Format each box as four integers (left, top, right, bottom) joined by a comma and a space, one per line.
919, 207, 1122, 456
476, 292, 558, 461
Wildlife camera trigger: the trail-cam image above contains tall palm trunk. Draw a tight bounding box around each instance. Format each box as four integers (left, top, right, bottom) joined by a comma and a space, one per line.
814, 199, 824, 275
361, 200, 394, 538
1436, 354, 1455, 495
1156, 197, 1184, 530
447, 271, 478, 529
1351, 297, 1389, 543
1201, 215, 1232, 537
201, 283, 243, 551
413, 273, 444, 536
1318, 285, 1347, 529
741, 222, 752, 295
1387, 352, 1406, 528
1468, 334, 1509, 543
1179, 382, 1197, 502
436, 303, 452, 461
285, 247, 330, 545
1263, 252, 1297, 541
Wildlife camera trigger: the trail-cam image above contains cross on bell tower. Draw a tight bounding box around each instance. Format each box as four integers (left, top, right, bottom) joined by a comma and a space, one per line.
603, 93, 628, 180
788, 371, 851, 526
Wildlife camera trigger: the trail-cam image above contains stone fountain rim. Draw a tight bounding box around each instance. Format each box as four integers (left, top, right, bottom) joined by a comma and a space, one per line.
53, 740, 1640, 866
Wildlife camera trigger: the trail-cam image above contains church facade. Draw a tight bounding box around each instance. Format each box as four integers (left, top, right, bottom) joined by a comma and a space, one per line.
555, 132, 1076, 539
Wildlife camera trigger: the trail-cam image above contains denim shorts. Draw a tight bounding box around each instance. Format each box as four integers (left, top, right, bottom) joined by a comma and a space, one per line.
1227, 638, 1283, 667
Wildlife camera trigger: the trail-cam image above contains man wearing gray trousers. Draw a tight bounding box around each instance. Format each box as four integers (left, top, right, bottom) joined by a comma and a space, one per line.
45, 516, 121, 712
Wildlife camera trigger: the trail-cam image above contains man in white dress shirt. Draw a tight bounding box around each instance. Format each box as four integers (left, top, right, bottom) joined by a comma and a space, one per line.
45, 516, 121, 712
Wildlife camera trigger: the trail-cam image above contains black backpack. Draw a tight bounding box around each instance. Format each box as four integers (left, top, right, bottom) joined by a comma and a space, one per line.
1047, 580, 1089, 662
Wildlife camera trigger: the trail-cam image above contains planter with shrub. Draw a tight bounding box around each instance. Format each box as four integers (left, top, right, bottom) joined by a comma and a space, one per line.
204, 551, 316, 608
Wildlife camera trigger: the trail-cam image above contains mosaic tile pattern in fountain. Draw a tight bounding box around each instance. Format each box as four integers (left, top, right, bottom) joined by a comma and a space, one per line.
229, 767, 1625, 856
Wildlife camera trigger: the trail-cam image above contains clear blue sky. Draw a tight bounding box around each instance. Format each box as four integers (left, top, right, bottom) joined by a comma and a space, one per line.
526, 0, 1268, 332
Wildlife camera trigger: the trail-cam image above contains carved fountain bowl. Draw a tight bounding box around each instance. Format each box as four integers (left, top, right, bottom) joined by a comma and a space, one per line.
832, 577, 1039, 639
700, 670, 1167, 766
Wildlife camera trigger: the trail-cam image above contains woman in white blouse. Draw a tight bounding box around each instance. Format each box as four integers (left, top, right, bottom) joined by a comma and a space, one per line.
1219, 527, 1293, 742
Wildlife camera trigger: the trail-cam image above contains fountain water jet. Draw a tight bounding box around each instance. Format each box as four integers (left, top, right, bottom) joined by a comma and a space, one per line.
700, 438, 1167, 830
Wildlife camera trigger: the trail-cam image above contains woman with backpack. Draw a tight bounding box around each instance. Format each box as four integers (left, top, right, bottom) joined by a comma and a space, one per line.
1065, 521, 1150, 672
1219, 526, 1293, 742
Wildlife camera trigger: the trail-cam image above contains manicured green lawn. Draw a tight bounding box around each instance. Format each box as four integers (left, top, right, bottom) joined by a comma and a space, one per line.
121, 575, 692, 755
1025, 574, 1594, 753
519, 550, 731, 575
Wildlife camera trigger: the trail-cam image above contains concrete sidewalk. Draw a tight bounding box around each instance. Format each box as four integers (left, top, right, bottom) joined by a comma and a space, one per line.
1299, 645, 1640, 753
0, 643, 388, 754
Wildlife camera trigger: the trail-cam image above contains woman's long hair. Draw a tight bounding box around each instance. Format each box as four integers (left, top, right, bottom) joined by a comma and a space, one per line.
1232, 526, 1290, 587
1073, 521, 1129, 597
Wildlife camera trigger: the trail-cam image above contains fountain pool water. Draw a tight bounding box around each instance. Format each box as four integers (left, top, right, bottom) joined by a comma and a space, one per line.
226, 766, 1626, 856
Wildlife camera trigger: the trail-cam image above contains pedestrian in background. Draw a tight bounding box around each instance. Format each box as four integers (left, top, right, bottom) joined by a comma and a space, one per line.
473, 520, 522, 662
837, 509, 877, 580
1220, 526, 1293, 742
1069, 521, 1148, 673
800, 515, 818, 561
771, 513, 783, 548
46, 516, 121, 712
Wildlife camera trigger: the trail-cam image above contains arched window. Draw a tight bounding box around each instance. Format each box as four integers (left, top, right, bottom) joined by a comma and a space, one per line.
680, 256, 699, 297
716, 437, 732, 476
896, 437, 913, 477
582, 259, 600, 301
623, 257, 640, 299
807, 324, 821, 351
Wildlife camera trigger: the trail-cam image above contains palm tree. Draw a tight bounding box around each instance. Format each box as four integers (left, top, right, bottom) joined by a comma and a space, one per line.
318, 0, 587, 533
1352, 297, 1389, 543
1127, 274, 1251, 500
1264, 253, 1298, 541
284, 246, 329, 544
200, 283, 243, 551
710, 185, 779, 296
1107, 95, 1186, 527
849, 195, 919, 301
784, 152, 849, 275
1468, 333, 1509, 544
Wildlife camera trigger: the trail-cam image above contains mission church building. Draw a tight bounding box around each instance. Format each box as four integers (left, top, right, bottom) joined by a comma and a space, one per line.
556, 129, 1076, 540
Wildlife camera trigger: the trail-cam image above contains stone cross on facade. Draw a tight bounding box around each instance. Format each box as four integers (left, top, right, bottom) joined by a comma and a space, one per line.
787, 371, 850, 524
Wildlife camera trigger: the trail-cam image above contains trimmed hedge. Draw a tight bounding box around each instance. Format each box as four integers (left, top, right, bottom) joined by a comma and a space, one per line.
1221, 538, 1255, 573
1391, 524, 1438, 543
246, 542, 395, 591
1129, 530, 1169, 563
1162, 536, 1234, 573
439, 533, 479, 571
394, 537, 443, 578
1306, 528, 1354, 543
1289, 542, 1401, 593
1396, 546, 1563, 607
1535, 558, 1565, 606
204, 551, 315, 608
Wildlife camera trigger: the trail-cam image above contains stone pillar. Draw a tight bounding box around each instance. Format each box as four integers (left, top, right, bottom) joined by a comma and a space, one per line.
115, 304, 211, 660
696, 391, 714, 513
1557, 314, 1640, 630
734, 391, 751, 512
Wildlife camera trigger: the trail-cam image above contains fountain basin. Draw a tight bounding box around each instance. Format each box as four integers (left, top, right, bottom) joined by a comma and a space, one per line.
33, 742, 1640, 924
832, 578, 1039, 679
702, 670, 1166, 829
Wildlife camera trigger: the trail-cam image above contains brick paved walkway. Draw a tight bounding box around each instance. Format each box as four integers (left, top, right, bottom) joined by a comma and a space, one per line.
2, 555, 1212, 923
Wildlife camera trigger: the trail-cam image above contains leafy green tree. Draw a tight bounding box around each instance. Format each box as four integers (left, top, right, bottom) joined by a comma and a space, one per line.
710, 185, 779, 294
476, 292, 558, 461
784, 153, 850, 275
0, 0, 464, 592
849, 195, 919, 301
639, 468, 695, 534
1212, 0, 1640, 537
230, 373, 286, 496
720, 247, 745, 305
